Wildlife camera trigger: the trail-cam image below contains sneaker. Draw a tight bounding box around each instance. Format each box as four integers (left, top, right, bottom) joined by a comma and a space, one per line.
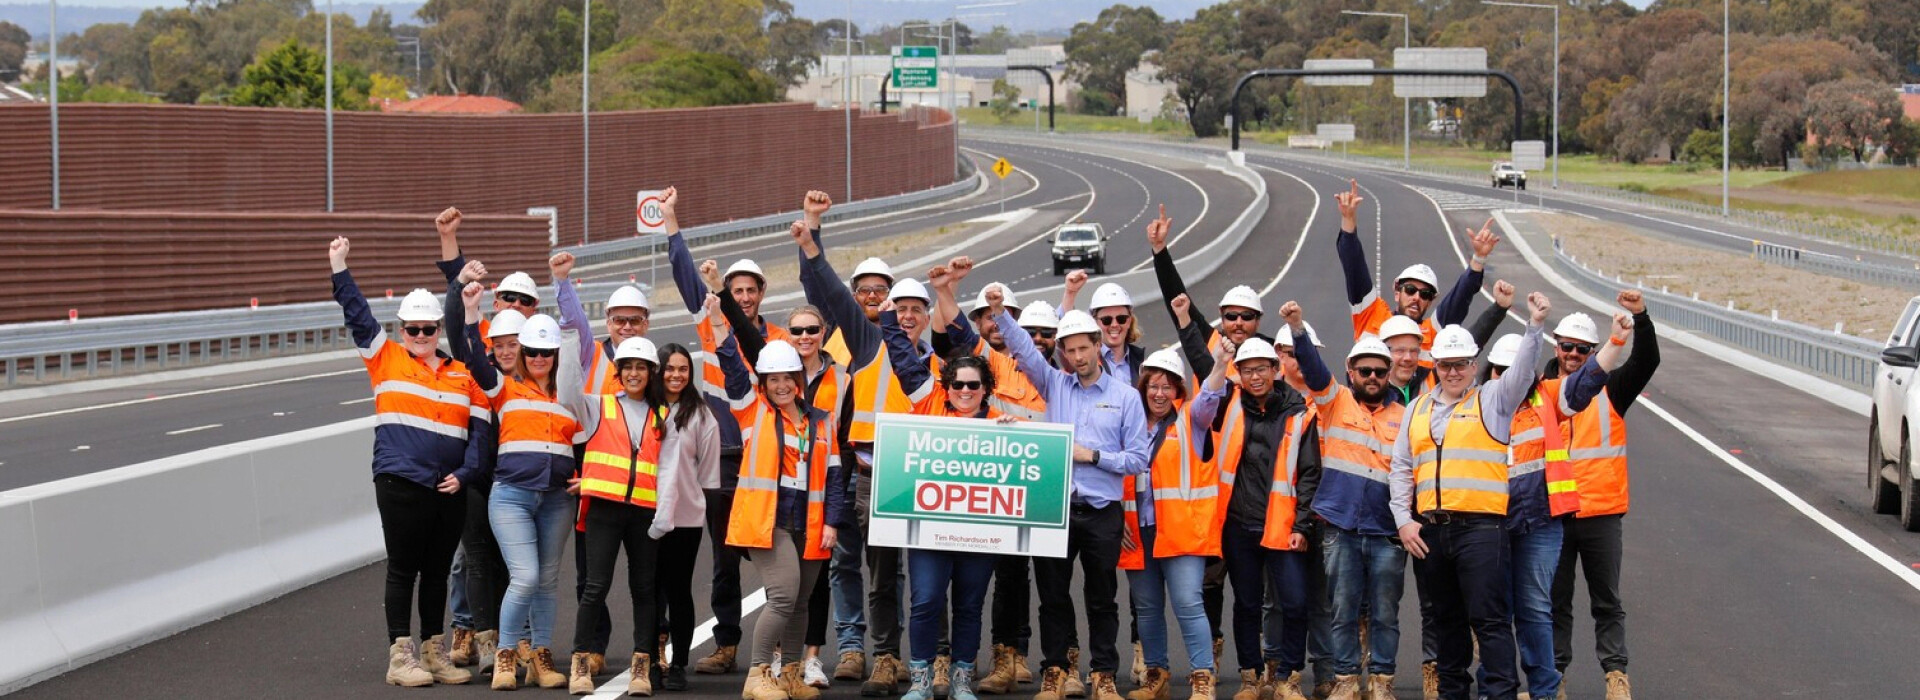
1605, 670, 1632, 700
700, 645, 742, 675
664, 665, 690, 691
805, 656, 833, 689
838, 651, 870, 681
952, 661, 981, 700
903, 660, 933, 700
385, 637, 433, 687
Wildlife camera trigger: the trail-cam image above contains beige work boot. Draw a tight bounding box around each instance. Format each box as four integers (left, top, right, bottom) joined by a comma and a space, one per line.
1062, 649, 1086, 698
528, 646, 568, 688
745, 664, 792, 700
978, 645, 1017, 694
1034, 666, 1067, 700
864, 653, 903, 697
1356, 618, 1370, 678
450, 628, 477, 667
1555, 685, 1569, 700
491, 645, 520, 690
386, 637, 434, 687
569, 652, 597, 695
1015, 652, 1034, 684
1420, 662, 1438, 700
421, 634, 473, 684
1229, 670, 1260, 700
933, 655, 954, 699
785, 662, 822, 700
1187, 670, 1216, 700
1364, 674, 1391, 700
629, 653, 656, 697
1324, 675, 1359, 700
1256, 662, 1280, 700
1131, 643, 1147, 685
475, 630, 501, 674
1275, 671, 1306, 700
701, 645, 742, 675
1089, 671, 1122, 700
1127, 668, 1171, 700
839, 651, 870, 681
1605, 670, 1633, 700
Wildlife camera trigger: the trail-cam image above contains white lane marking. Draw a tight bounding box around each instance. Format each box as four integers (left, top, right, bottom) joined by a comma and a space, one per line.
589, 586, 771, 698
164, 423, 224, 436
0, 368, 365, 425
338, 397, 374, 406
972, 149, 1099, 270
1249, 164, 1323, 297
1121, 154, 1212, 272
71, 445, 89, 452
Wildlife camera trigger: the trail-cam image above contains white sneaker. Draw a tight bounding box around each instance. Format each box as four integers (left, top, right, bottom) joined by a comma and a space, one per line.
805, 656, 832, 689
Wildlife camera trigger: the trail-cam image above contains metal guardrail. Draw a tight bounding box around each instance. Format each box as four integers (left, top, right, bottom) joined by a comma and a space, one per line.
1752, 241, 1920, 290
1551, 237, 1882, 391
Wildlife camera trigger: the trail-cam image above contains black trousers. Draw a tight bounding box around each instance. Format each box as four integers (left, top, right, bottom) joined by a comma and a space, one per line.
1417, 517, 1517, 700
658, 526, 704, 665
706, 483, 746, 648
1203, 558, 1226, 642
573, 499, 661, 656
374, 473, 467, 642
575, 520, 614, 654
461, 481, 510, 632
1552, 514, 1628, 674
807, 557, 832, 647
1035, 502, 1123, 675
991, 555, 1033, 654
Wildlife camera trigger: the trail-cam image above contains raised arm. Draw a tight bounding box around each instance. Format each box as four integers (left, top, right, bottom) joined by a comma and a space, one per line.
1170, 294, 1216, 379
1059, 269, 1087, 313
1147, 206, 1211, 330
328, 237, 386, 356
794, 219, 882, 366
1334, 181, 1376, 312
459, 283, 499, 393
551, 255, 594, 370
559, 325, 596, 430
706, 295, 754, 403
1607, 290, 1659, 415
658, 187, 718, 315
1435, 218, 1497, 328
1557, 313, 1633, 417
435, 206, 463, 266
1283, 301, 1332, 393
1467, 279, 1514, 350
716, 280, 767, 367
879, 306, 933, 400
1482, 293, 1552, 431
992, 300, 1058, 400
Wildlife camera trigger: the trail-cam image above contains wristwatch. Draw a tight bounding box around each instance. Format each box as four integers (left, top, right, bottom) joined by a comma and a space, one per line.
1089, 449, 1101, 465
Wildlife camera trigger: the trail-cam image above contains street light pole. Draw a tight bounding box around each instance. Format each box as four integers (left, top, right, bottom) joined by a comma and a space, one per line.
1722, 0, 1730, 217
1340, 10, 1410, 171
582, 0, 591, 244
1482, 0, 1559, 188
325, 0, 334, 212
845, 0, 853, 203
48, 0, 58, 210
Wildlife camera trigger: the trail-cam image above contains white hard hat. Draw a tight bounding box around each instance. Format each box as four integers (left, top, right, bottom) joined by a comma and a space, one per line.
850, 257, 895, 286
1429, 324, 1479, 360
518, 314, 562, 350
1378, 314, 1424, 342
1276, 321, 1324, 348
1056, 310, 1102, 340
1019, 301, 1059, 330
606, 285, 649, 311
1486, 333, 1523, 367
1553, 313, 1601, 344
756, 340, 805, 374
1347, 335, 1392, 363
397, 288, 444, 322
614, 337, 659, 364
496, 271, 539, 302
1395, 264, 1440, 290
1142, 346, 1187, 381
724, 259, 767, 288
888, 278, 931, 304
487, 309, 527, 338
1234, 337, 1281, 365
971, 283, 1019, 314
1218, 285, 1263, 313
1089, 282, 1133, 310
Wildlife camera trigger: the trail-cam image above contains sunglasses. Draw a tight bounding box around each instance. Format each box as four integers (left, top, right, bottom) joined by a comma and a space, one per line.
789, 324, 824, 337
946, 380, 983, 391
1027, 328, 1056, 339
1097, 314, 1131, 327
1435, 360, 1473, 372
498, 292, 535, 307
1558, 341, 1595, 355
522, 347, 558, 358
1352, 366, 1389, 378
402, 324, 440, 337
609, 315, 647, 327
1398, 283, 1437, 301
1220, 311, 1261, 322
855, 285, 891, 296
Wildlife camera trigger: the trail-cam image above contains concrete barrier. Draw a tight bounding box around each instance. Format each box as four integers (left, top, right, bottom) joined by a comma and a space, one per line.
0, 418, 381, 694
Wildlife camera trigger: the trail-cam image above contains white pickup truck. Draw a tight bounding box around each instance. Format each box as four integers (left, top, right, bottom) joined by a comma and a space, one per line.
1869, 295, 1920, 531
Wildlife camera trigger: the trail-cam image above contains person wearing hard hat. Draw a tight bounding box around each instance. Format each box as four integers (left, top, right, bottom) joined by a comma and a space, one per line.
443, 271, 527, 675
1146, 204, 1268, 364
707, 296, 854, 700
1187, 331, 1321, 700
1019, 300, 1062, 363
1387, 292, 1555, 700
984, 286, 1151, 700
1062, 277, 1146, 385
1547, 291, 1658, 700
927, 259, 1047, 423
1333, 181, 1499, 356
330, 237, 488, 688
1116, 346, 1223, 700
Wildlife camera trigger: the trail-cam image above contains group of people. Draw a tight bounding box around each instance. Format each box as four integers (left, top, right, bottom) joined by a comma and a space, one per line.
331, 179, 1659, 700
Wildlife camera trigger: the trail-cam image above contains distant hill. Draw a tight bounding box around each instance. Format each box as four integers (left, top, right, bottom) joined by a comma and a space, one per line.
0, 2, 424, 39
788, 0, 1212, 34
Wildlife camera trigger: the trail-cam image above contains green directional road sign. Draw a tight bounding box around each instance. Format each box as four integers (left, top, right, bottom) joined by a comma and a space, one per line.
869, 413, 1073, 556
892, 45, 939, 90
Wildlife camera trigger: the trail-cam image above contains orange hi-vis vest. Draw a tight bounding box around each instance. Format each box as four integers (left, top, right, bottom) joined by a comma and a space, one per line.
1566, 388, 1630, 517
1510, 381, 1580, 518
1409, 388, 1511, 516
1307, 380, 1404, 535
583, 339, 627, 396
495, 377, 587, 463
1352, 298, 1438, 359
695, 310, 790, 402
846, 342, 930, 447
1213, 387, 1315, 550
578, 394, 669, 507
1121, 406, 1222, 570
965, 337, 1045, 421
726, 398, 839, 560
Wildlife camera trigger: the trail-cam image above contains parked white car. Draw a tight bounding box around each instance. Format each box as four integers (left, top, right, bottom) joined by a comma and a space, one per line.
1869, 295, 1920, 531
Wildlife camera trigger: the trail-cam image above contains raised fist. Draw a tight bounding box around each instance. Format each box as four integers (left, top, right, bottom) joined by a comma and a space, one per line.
328, 236, 351, 271
789, 219, 810, 246
1065, 269, 1089, 294
704, 293, 724, 329
1170, 293, 1192, 327
1491, 279, 1515, 308
802, 190, 833, 226
1279, 300, 1302, 326
926, 265, 952, 289
548, 252, 576, 281
1618, 289, 1646, 315
985, 286, 1005, 311
948, 256, 975, 282
1610, 312, 1634, 344
1214, 336, 1237, 365
461, 281, 486, 308
458, 259, 487, 285
1527, 291, 1552, 325
699, 259, 722, 292
660, 186, 679, 226
435, 207, 462, 238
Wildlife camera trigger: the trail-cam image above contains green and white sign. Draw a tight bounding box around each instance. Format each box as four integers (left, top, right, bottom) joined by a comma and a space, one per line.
870, 413, 1074, 557
891, 45, 939, 91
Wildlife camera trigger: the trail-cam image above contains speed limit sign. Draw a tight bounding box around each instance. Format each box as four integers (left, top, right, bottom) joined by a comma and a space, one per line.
636, 190, 668, 234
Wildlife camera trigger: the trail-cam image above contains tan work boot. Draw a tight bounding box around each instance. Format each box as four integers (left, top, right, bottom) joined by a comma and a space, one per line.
1229, 670, 1260, 700
1131, 643, 1147, 685
978, 645, 1017, 695
1034, 666, 1067, 700
491, 645, 520, 690
1187, 670, 1216, 700
701, 645, 741, 675
1088, 671, 1122, 700
745, 664, 792, 700
1212, 640, 1223, 667
1015, 653, 1034, 684
1363, 674, 1391, 700
1255, 662, 1280, 700
838, 651, 870, 681
385, 637, 434, 687
475, 630, 501, 674
569, 652, 597, 695
527, 646, 568, 688
1555, 685, 1568, 700
1420, 662, 1438, 700
932, 655, 953, 699
785, 662, 821, 700
1061, 649, 1086, 698
421, 634, 473, 684
1275, 671, 1306, 700
449, 628, 477, 667
1324, 675, 1359, 700
864, 653, 902, 697
628, 653, 656, 697
1605, 670, 1632, 700
1126, 668, 1171, 700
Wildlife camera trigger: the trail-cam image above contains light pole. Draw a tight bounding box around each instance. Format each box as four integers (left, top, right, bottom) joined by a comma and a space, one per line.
48, 0, 58, 209
581, 0, 591, 244
846, 0, 853, 202
1483, 0, 1559, 188
1340, 10, 1410, 172
1721, 0, 1730, 217
325, 0, 334, 211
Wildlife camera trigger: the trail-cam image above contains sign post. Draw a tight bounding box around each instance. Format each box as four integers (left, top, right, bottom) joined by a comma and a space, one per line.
992, 158, 1013, 214
869, 414, 1074, 557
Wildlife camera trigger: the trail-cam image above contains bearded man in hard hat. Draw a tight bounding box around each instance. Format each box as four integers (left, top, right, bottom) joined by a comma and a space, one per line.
1332, 180, 1499, 356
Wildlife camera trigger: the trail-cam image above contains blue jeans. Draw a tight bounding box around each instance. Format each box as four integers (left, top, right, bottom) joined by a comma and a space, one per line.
832, 474, 870, 653
1221, 525, 1311, 674
907, 548, 996, 664
1126, 526, 1214, 673
450, 542, 472, 630
1322, 527, 1406, 676
490, 483, 577, 650
1479, 519, 1562, 698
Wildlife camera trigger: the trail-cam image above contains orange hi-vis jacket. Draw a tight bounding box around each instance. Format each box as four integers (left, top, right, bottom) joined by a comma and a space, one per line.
1353, 299, 1438, 357
725, 395, 845, 560
1214, 388, 1316, 550
1409, 388, 1511, 516
583, 339, 629, 396
695, 309, 789, 402
336, 270, 489, 489
1121, 405, 1222, 570
1307, 380, 1405, 536
578, 394, 669, 507
1565, 387, 1630, 517
491, 376, 587, 489
1509, 379, 1581, 521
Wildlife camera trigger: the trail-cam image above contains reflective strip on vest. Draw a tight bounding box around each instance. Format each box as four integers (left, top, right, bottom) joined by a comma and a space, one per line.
499, 440, 574, 457
1322, 456, 1390, 484
1323, 425, 1388, 453
499, 399, 578, 421
1409, 390, 1511, 515
376, 412, 469, 440
989, 396, 1044, 421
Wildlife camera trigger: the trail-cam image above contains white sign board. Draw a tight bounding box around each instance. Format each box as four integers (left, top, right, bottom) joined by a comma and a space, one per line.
1394, 48, 1488, 98
1316, 123, 1357, 143
1511, 140, 1548, 171
1303, 59, 1375, 87
635, 190, 667, 234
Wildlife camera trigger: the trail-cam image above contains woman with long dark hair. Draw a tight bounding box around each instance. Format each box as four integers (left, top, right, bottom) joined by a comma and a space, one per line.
652, 342, 722, 691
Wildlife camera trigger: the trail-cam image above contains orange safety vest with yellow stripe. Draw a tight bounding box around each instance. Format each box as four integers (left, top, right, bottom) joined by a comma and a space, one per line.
964, 337, 1046, 422
1509, 380, 1580, 518
725, 398, 840, 560
1213, 388, 1315, 550
1565, 388, 1630, 517
578, 394, 669, 507
1409, 389, 1510, 516
1121, 405, 1221, 570
495, 377, 587, 464
1306, 381, 1404, 534
695, 310, 791, 402
846, 341, 931, 447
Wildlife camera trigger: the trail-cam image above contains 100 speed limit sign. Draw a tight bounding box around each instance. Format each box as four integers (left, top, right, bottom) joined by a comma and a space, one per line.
636, 190, 667, 234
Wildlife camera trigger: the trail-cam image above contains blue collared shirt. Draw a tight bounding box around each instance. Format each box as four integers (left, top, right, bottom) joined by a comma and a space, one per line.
996, 310, 1151, 509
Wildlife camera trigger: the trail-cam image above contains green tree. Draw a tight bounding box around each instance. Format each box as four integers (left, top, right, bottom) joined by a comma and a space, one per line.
226, 38, 370, 110
1063, 4, 1168, 116
0, 21, 27, 81
528, 39, 780, 112
989, 78, 1022, 124
1804, 77, 1903, 162
1678, 128, 1721, 168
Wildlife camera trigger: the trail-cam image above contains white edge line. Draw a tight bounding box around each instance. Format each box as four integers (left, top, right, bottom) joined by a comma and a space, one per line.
1250, 164, 1322, 297
0, 368, 366, 425
590, 587, 771, 698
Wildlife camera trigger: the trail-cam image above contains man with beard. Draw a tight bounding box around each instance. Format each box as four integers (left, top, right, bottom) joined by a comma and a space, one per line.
1335, 180, 1497, 358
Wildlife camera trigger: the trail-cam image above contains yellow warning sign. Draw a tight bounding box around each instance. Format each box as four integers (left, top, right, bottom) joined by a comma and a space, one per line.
992, 158, 1013, 180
